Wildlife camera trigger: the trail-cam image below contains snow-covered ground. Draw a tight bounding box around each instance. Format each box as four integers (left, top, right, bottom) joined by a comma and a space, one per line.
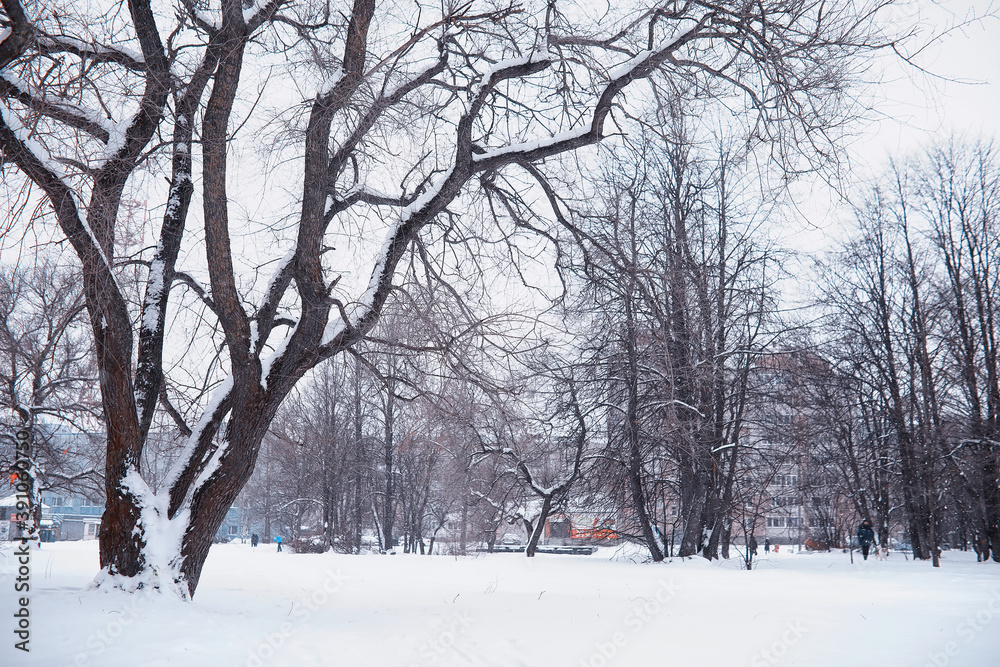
1, 540, 998, 666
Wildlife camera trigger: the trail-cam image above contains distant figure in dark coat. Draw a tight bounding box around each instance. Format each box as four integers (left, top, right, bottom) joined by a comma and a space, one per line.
974, 534, 990, 562
749, 536, 758, 556
857, 519, 876, 560
764, 538, 770, 553
276, 535, 283, 552
251, 533, 259, 547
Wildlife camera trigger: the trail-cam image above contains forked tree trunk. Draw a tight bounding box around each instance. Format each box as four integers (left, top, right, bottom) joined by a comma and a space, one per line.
678, 470, 707, 558
178, 397, 273, 592
525, 495, 553, 558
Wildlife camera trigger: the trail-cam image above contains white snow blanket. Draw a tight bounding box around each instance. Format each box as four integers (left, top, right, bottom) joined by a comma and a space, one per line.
1, 541, 998, 666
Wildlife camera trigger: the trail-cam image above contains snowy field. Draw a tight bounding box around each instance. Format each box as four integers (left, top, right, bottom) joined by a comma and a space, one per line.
2, 540, 999, 667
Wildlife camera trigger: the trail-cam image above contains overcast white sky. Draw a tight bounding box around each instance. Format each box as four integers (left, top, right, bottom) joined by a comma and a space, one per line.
869, 1, 1000, 155
785, 0, 1000, 250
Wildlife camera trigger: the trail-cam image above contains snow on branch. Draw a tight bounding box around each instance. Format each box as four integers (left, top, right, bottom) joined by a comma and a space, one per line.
471, 48, 552, 98
472, 126, 590, 164
320, 165, 455, 348
36, 34, 146, 70
0, 73, 112, 143
608, 49, 652, 80
470, 15, 709, 173
0, 0, 31, 69
0, 102, 122, 294
0, 99, 68, 177
324, 56, 449, 192
118, 467, 190, 598
252, 249, 296, 356
244, 0, 287, 32
315, 17, 711, 366
161, 376, 235, 516
471, 489, 505, 511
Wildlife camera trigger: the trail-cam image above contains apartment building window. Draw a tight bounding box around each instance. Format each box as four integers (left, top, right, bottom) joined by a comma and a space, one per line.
767, 517, 785, 528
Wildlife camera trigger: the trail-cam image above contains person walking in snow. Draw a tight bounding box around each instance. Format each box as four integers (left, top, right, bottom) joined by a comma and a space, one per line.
764, 538, 770, 553
275, 535, 283, 552
251, 533, 259, 547
857, 519, 876, 560
749, 536, 758, 556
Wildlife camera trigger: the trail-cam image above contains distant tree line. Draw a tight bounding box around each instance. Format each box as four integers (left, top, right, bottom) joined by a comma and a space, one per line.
6, 135, 999, 569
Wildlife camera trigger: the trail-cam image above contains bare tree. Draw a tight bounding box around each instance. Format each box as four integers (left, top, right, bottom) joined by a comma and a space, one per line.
1, 0, 900, 596
0, 260, 102, 516
252, 354, 375, 551
475, 360, 590, 557
821, 169, 951, 564
797, 351, 896, 548
915, 139, 1000, 561
565, 111, 781, 561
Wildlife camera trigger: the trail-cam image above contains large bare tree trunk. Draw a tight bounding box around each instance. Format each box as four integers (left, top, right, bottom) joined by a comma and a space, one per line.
525, 496, 553, 558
